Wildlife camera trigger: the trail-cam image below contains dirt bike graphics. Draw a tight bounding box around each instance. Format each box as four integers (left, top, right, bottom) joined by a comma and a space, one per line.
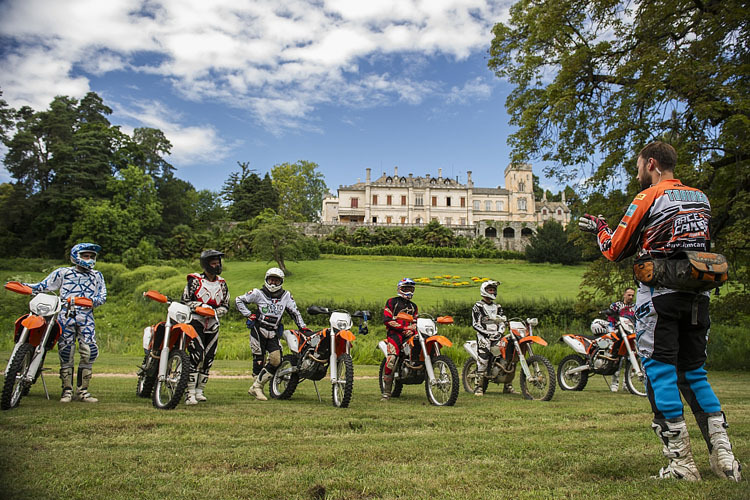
2, 282, 66, 410
271, 306, 369, 408
377, 313, 459, 406
557, 310, 646, 397
463, 317, 556, 401
136, 290, 215, 409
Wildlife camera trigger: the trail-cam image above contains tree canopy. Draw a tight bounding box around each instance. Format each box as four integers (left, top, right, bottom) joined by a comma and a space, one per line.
271, 160, 328, 222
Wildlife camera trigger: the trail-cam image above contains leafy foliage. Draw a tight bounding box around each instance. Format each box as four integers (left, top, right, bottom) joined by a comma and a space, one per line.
525, 220, 581, 265
271, 160, 327, 222
247, 209, 319, 274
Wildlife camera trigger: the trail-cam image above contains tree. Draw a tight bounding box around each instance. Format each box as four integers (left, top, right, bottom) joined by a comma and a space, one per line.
525, 220, 581, 265
271, 160, 327, 222
248, 209, 310, 274
419, 220, 456, 247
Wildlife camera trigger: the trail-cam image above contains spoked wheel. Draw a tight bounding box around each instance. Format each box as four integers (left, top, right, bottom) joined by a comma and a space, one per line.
557, 354, 588, 391
378, 358, 403, 398
520, 355, 556, 401
625, 358, 647, 397
332, 353, 354, 408
270, 354, 299, 400
425, 355, 459, 406
462, 358, 489, 394
136, 353, 156, 398
1, 344, 34, 410
152, 349, 190, 410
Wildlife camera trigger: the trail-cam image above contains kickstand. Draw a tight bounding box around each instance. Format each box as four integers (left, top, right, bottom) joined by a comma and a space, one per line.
40, 370, 50, 400
312, 380, 322, 403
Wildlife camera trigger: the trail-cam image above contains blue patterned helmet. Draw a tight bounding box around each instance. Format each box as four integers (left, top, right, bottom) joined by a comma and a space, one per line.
70, 243, 101, 270
397, 278, 416, 299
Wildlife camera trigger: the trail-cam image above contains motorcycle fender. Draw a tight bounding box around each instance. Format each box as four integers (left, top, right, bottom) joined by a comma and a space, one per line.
21, 314, 45, 330
337, 330, 356, 342
283, 330, 300, 353
142, 326, 153, 351
167, 323, 197, 348
426, 335, 452, 348
518, 335, 547, 346
463, 340, 478, 360
377, 340, 389, 357
618, 333, 637, 356
561, 335, 587, 355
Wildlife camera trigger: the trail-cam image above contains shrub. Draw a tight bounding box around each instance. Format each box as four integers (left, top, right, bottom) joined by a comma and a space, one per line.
122, 239, 160, 269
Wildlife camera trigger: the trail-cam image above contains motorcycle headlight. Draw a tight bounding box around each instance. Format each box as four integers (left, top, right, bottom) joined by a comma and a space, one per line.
34, 303, 52, 316
175, 312, 189, 323
336, 320, 349, 330
621, 319, 635, 334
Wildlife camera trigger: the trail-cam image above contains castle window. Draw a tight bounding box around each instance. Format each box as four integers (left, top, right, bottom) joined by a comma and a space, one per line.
485, 227, 497, 238
503, 227, 515, 238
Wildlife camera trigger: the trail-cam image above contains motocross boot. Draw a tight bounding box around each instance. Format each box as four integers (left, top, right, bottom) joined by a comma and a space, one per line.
60, 367, 74, 403
381, 373, 393, 402
610, 359, 623, 392
75, 367, 98, 403
651, 418, 701, 480
249, 369, 270, 401
185, 371, 199, 405
474, 372, 485, 396
695, 412, 742, 481
195, 373, 209, 402
503, 383, 518, 394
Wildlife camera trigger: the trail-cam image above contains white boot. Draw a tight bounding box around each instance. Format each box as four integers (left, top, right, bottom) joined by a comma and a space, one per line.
185, 372, 198, 405
610, 359, 622, 392
249, 370, 270, 401
706, 413, 742, 481
195, 373, 208, 402
651, 418, 701, 480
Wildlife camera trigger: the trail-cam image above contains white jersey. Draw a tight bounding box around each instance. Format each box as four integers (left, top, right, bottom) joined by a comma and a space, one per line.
235, 288, 306, 338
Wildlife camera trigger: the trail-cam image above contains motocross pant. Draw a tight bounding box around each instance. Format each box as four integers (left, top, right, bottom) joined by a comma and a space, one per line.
636, 287, 721, 420
476, 334, 503, 373
187, 320, 219, 376
58, 308, 98, 392
249, 325, 282, 377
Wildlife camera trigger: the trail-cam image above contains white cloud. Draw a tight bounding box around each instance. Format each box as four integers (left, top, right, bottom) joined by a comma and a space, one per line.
447, 77, 493, 105
0, 0, 512, 129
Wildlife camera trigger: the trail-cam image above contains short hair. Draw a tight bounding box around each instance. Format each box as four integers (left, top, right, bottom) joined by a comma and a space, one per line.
639, 141, 677, 171
624, 287, 635, 293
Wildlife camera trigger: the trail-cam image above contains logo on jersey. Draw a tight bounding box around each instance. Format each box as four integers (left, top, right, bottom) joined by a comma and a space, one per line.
635, 193, 647, 200
625, 204, 637, 217
672, 212, 708, 236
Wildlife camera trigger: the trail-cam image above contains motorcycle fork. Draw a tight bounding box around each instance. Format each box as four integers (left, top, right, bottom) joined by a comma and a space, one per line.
329, 331, 338, 384
621, 327, 642, 377
514, 337, 533, 379
157, 319, 173, 381
419, 334, 437, 385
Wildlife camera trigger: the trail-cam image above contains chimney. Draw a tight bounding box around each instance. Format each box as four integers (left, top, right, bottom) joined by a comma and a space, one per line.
394, 166, 398, 177
366, 168, 371, 183
561, 190, 566, 204
409, 173, 413, 179
438, 168, 442, 179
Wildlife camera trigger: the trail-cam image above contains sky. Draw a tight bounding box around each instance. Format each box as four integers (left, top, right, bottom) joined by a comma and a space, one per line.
0, 0, 568, 196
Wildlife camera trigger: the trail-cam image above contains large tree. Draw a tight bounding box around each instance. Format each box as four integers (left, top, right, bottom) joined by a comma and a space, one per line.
271, 160, 327, 222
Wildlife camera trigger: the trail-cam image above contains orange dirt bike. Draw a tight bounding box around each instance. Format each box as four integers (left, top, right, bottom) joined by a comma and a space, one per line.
557, 309, 646, 396
462, 317, 556, 401
271, 306, 370, 408
1, 282, 80, 410
136, 290, 216, 409
377, 312, 459, 406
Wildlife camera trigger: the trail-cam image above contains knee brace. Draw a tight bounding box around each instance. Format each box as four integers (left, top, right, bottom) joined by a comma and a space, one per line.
58, 343, 75, 369
252, 355, 265, 376
77, 340, 98, 369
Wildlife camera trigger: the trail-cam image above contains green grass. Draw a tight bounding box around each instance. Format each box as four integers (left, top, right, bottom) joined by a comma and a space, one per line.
0, 363, 747, 500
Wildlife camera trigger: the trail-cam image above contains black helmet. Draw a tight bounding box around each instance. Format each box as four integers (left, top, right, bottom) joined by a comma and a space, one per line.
200, 249, 224, 276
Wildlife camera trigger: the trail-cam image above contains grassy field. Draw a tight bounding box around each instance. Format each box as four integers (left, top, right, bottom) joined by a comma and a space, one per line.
0, 360, 747, 500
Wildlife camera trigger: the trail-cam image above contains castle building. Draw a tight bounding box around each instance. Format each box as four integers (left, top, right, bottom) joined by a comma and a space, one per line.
321, 164, 570, 251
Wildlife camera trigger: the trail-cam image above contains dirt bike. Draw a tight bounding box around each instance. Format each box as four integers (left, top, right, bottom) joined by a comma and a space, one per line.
557, 309, 646, 397
136, 290, 215, 409
377, 312, 459, 406
270, 306, 369, 408
462, 317, 556, 401
1, 281, 73, 410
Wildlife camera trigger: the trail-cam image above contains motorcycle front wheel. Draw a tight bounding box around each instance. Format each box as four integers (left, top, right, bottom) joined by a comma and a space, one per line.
136, 353, 156, 398
461, 358, 489, 394
152, 349, 190, 410
1, 343, 34, 410
425, 355, 459, 406
625, 358, 648, 397
378, 358, 403, 398
557, 354, 588, 391
520, 354, 556, 401
332, 353, 354, 408
270, 354, 299, 400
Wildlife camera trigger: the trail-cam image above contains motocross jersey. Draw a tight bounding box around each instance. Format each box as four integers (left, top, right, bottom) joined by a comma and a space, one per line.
181, 273, 229, 334
235, 288, 306, 338
471, 301, 505, 340
609, 300, 635, 323
383, 296, 418, 337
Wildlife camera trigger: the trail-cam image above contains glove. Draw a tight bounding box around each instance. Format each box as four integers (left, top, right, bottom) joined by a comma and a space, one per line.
578, 214, 608, 233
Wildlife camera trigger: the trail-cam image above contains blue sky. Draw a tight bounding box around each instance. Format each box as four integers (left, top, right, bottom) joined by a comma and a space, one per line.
0, 0, 569, 195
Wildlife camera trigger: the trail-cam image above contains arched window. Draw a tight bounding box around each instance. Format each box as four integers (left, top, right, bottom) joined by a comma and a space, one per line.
485, 227, 497, 238
518, 198, 527, 211
521, 228, 533, 238
386, 176, 393, 183
542, 208, 547, 216
518, 181, 525, 192
557, 208, 562, 215
503, 227, 515, 238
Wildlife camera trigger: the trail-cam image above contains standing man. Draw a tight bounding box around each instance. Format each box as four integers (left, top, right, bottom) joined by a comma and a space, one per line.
381, 278, 419, 401
579, 141, 741, 481
181, 249, 229, 405
471, 280, 516, 395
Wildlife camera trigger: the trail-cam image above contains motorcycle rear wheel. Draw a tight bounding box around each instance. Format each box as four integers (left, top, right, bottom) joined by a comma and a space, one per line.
520, 354, 556, 401
332, 353, 354, 408
152, 349, 190, 410
557, 354, 588, 391
461, 358, 489, 394
378, 358, 403, 398
136, 353, 156, 398
1, 343, 34, 410
425, 355, 459, 406
270, 354, 299, 400
625, 358, 647, 397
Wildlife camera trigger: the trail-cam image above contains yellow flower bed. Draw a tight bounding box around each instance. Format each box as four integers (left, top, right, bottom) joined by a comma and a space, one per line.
414, 275, 493, 288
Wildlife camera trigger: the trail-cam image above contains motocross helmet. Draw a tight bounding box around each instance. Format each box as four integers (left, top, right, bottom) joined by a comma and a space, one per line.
397, 278, 416, 300
480, 280, 498, 301
590, 319, 609, 336
264, 267, 285, 293
70, 243, 101, 270
200, 249, 224, 276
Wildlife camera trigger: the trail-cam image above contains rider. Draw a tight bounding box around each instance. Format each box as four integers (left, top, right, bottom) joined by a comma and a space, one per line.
23, 243, 107, 403
381, 278, 419, 401
181, 249, 230, 405
589, 287, 636, 392
472, 280, 516, 396
235, 267, 309, 401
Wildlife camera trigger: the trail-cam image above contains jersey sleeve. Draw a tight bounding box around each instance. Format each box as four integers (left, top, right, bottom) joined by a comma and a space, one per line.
284, 292, 306, 329
596, 188, 657, 262
235, 289, 260, 317
215, 280, 230, 318
24, 268, 65, 293
92, 271, 107, 307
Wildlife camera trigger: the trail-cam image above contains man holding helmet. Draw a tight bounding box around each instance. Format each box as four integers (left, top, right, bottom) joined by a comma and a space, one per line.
181, 249, 229, 405
236, 267, 310, 401
381, 278, 419, 401
23, 243, 107, 403
472, 280, 516, 395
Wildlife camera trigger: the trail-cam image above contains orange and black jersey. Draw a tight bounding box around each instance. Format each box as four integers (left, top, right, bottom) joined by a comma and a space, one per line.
597, 179, 711, 262
383, 296, 418, 336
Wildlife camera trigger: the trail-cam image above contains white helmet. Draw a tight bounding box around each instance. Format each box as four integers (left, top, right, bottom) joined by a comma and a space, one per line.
590, 319, 609, 336
480, 280, 498, 301
264, 267, 285, 293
